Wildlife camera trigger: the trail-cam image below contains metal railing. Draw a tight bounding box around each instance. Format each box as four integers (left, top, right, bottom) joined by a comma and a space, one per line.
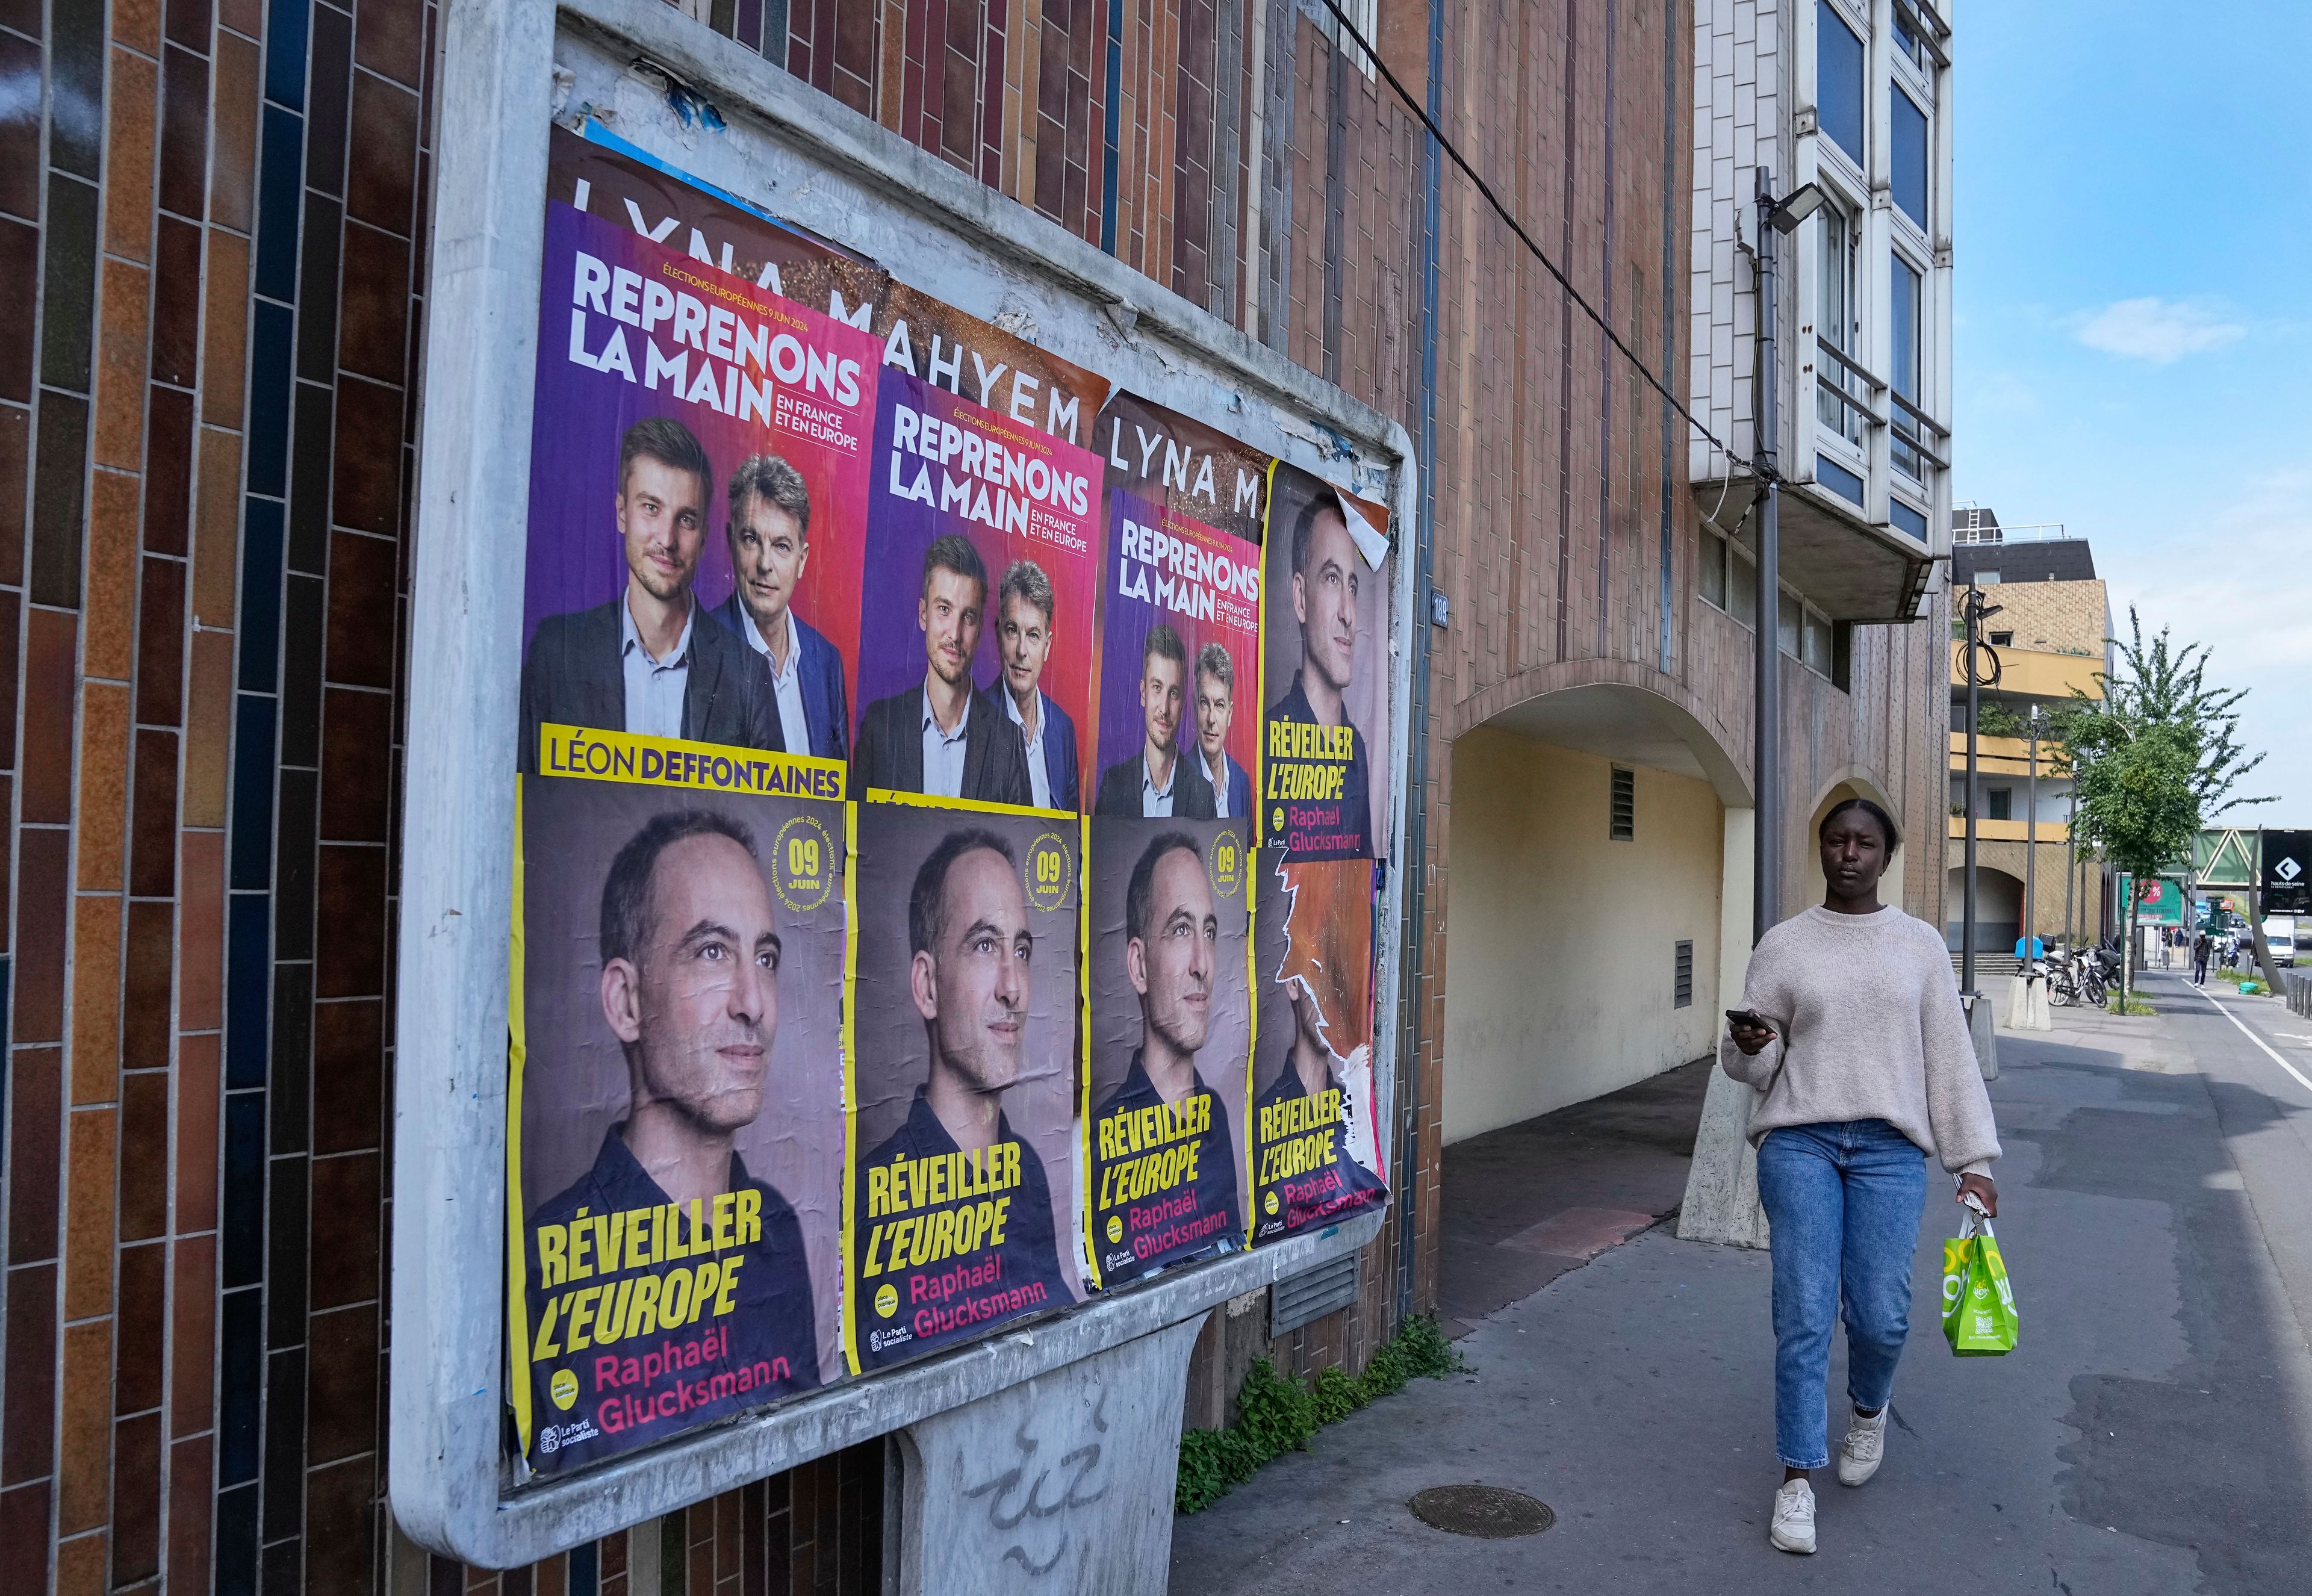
1813, 334, 1950, 482
1953, 520, 2072, 545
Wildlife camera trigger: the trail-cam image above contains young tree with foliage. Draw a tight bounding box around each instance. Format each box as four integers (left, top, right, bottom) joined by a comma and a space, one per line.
2049, 610, 2269, 1004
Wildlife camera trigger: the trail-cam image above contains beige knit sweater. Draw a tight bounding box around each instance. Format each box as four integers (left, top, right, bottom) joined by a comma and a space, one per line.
1720, 904, 2001, 1175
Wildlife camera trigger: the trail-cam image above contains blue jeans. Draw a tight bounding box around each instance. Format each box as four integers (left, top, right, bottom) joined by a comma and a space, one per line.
1756, 1120, 1928, 1469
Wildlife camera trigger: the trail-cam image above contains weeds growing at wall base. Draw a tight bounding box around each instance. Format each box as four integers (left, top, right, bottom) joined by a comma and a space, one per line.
1175, 1316, 1464, 1514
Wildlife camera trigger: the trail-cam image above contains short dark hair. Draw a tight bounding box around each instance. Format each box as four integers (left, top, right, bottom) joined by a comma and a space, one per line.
727, 453, 812, 542
998, 559, 1054, 627
1195, 641, 1234, 692
1141, 621, 1188, 677
907, 827, 1018, 961
619, 416, 713, 508
600, 809, 757, 968
922, 533, 988, 603
1126, 831, 1203, 946
1819, 796, 1901, 852
1289, 486, 1346, 579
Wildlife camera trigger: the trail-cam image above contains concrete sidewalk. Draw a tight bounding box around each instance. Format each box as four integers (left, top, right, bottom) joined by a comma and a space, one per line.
1170, 980, 2312, 1593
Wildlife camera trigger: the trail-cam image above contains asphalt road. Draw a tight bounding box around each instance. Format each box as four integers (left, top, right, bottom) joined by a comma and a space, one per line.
1169, 967, 2312, 1594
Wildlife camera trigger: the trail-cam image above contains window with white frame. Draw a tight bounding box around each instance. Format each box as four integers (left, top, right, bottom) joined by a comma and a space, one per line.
1816, 199, 1862, 444
1891, 86, 1929, 227
1816, 1, 1866, 167
1890, 251, 1925, 480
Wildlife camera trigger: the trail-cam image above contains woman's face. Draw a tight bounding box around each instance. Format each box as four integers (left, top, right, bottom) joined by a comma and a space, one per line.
1821, 810, 1891, 899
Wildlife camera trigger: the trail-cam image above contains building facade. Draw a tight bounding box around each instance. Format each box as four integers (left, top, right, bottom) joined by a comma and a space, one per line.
0, 0, 1951, 1589
1945, 510, 2109, 952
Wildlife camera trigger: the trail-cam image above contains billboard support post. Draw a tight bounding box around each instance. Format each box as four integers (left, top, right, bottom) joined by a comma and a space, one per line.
886, 1315, 1209, 1594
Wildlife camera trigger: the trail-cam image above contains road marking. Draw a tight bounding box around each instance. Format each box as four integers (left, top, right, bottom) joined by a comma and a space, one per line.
2192, 985, 2312, 1096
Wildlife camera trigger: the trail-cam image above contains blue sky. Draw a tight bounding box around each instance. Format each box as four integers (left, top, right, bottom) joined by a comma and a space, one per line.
1954, 2, 2312, 824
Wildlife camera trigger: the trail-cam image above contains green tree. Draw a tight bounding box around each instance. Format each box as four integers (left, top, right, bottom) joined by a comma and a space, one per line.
2051, 610, 2269, 1002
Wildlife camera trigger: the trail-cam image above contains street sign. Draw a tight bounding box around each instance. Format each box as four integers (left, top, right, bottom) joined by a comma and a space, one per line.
2262, 830, 2311, 914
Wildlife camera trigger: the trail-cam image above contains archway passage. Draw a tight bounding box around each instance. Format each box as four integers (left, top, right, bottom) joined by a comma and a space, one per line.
1945, 865, 2024, 955
1436, 683, 1745, 1333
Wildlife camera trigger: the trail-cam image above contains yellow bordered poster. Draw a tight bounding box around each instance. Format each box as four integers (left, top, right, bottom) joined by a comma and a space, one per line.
842, 792, 1085, 1372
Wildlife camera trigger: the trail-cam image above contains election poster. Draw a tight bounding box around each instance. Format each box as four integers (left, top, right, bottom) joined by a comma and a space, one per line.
550, 120, 1109, 452
1089, 396, 1265, 825
1083, 817, 1253, 1287
519, 199, 880, 774
844, 800, 1086, 1371
1248, 849, 1387, 1244
1258, 465, 1393, 860
548, 122, 890, 323
852, 371, 1105, 810
508, 775, 849, 1474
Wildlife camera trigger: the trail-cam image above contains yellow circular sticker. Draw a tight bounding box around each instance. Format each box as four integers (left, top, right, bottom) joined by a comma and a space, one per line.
1270, 805, 1286, 837
771, 815, 836, 913
1263, 1190, 1280, 1217
874, 1282, 898, 1318
549, 1368, 578, 1411
1106, 1214, 1124, 1244
1208, 825, 1247, 901
1024, 830, 1073, 912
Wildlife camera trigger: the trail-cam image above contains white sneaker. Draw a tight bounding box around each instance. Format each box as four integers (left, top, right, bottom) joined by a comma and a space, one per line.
1837, 1406, 1889, 1487
1769, 1478, 1816, 1554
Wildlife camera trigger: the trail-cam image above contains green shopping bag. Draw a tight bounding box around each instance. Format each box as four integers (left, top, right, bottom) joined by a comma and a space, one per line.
1941, 1211, 2018, 1356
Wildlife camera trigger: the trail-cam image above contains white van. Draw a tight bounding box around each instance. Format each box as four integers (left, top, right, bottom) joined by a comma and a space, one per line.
2263, 916, 2298, 967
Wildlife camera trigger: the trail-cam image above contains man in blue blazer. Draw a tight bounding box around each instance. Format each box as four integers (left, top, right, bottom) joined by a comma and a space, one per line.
710, 454, 851, 763
989, 559, 1079, 812
1193, 641, 1253, 821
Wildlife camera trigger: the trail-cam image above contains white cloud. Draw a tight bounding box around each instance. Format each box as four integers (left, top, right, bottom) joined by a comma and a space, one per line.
2104, 471, 2312, 816
2071, 297, 2245, 363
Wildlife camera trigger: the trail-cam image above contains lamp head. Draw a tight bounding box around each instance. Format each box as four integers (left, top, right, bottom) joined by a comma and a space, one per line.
1768, 182, 1829, 234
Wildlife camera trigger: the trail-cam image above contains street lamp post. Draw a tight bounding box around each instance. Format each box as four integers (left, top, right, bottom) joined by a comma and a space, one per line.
1751, 170, 1824, 942
2025, 706, 2040, 963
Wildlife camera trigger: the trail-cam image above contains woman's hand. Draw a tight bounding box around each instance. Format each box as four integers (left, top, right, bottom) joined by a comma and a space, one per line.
1957, 1172, 1999, 1219
1727, 1017, 1777, 1057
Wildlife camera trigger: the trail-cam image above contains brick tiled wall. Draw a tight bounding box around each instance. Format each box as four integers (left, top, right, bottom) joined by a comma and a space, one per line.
0, 0, 1950, 1588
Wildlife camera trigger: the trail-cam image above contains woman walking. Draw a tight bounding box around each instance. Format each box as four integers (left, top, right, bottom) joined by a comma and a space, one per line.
1723, 797, 2001, 1554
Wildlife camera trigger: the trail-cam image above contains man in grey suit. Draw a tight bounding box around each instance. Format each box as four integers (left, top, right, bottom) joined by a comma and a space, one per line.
518, 417, 782, 772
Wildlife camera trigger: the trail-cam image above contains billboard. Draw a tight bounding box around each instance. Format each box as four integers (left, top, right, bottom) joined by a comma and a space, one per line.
467, 117, 1398, 1497
2261, 830, 2311, 915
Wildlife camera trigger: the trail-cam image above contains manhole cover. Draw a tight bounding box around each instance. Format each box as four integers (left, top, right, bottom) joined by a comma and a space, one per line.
1408, 1484, 1555, 1539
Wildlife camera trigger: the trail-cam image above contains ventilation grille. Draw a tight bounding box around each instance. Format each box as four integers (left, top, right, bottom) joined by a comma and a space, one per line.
1609, 766, 1635, 840
1271, 1253, 1360, 1338
1674, 939, 1694, 1008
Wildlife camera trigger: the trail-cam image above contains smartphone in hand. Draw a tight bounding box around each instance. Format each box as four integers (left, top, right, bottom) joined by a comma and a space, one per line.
1724, 1008, 1773, 1032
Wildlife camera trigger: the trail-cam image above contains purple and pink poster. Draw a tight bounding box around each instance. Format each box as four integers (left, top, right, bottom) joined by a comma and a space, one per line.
517, 202, 879, 770
851, 373, 1104, 810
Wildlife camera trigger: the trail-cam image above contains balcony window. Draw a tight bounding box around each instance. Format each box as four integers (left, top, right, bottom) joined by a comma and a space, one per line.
1730, 544, 1759, 625
1892, 88, 1929, 226
1816, 454, 1865, 505
1894, 10, 1930, 70
1988, 789, 2012, 822
1777, 591, 1801, 659
1700, 529, 1727, 607
1889, 498, 1928, 541
1891, 253, 1924, 479
1816, 202, 1862, 442
1817, 3, 1866, 164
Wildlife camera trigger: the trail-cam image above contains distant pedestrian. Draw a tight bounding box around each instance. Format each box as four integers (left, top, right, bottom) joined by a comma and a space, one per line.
1722, 797, 2002, 1556
2193, 931, 2211, 986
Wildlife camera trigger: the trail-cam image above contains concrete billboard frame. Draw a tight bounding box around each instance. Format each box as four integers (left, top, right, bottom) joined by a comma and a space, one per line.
390, 0, 1418, 1569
